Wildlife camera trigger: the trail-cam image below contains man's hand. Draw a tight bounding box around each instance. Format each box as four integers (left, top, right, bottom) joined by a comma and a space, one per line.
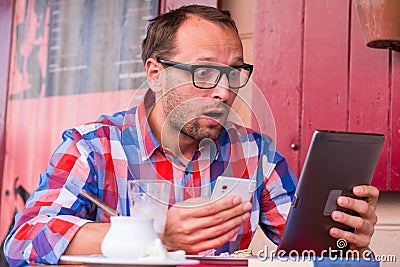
161, 195, 252, 254
329, 185, 379, 252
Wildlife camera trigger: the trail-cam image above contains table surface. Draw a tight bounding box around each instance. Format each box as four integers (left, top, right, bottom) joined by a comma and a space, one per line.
46, 266, 241, 267
38, 254, 381, 266
38, 259, 381, 267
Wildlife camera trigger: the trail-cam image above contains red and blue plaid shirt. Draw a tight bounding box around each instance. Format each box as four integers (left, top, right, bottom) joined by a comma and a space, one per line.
4, 90, 297, 266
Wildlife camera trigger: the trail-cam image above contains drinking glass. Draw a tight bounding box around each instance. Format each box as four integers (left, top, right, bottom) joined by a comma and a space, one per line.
128, 180, 171, 234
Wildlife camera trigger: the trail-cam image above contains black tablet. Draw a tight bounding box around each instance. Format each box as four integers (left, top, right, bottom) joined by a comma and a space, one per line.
277, 130, 384, 256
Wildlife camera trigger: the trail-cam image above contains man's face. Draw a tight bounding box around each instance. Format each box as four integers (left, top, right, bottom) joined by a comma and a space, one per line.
159, 16, 244, 141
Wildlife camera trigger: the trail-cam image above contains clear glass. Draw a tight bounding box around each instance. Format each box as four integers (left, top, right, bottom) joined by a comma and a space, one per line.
128, 180, 172, 234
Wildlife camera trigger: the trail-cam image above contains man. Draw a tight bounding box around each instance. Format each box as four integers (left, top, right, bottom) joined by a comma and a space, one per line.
4, 5, 378, 266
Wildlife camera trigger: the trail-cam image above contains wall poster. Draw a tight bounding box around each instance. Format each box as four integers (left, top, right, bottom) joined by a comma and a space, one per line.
0, 0, 159, 242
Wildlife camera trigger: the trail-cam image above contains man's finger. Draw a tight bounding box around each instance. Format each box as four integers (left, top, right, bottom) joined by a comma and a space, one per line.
175, 201, 251, 230
353, 185, 379, 204
337, 196, 374, 218
184, 226, 241, 254
185, 212, 246, 244
176, 195, 249, 219
329, 227, 370, 250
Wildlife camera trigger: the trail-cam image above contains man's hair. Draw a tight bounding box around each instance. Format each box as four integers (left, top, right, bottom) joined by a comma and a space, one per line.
141, 5, 238, 64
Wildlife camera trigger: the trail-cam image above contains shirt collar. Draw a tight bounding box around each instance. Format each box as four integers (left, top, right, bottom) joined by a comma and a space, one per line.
136, 90, 160, 161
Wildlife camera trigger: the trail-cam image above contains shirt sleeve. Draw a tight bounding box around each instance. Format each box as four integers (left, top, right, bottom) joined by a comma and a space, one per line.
258, 151, 298, 245
3, 128, 99, 266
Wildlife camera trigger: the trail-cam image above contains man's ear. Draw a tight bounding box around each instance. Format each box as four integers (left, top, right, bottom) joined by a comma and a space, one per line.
145, 58, 163, 93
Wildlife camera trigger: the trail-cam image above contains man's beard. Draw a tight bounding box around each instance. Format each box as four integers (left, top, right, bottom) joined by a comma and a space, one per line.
180, 119, 223, 141
162, 94, 227, 141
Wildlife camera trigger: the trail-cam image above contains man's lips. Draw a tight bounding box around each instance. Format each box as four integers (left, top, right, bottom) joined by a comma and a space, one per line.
203, 109, 226, 118
200, 109, 227, 125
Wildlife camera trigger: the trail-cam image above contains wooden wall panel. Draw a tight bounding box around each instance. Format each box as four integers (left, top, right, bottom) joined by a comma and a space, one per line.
0, 0, 14, 220
301, 0, 350, 162
348, 5, 390, 191
391, 51, 400, 190
254, 0, 399, 190
253, 0, 303, 175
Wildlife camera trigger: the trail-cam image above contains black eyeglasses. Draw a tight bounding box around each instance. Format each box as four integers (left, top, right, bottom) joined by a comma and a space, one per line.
157, 58, 253, 90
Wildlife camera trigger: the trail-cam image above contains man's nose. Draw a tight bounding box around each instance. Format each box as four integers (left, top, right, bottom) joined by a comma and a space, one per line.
210, 74, 230, 101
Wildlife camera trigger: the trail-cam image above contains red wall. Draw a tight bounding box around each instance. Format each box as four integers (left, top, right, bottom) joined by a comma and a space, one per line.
254, 0, 400, 191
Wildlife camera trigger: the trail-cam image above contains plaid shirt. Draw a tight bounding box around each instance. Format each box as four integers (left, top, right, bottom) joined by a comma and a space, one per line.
4, 90, 297, 266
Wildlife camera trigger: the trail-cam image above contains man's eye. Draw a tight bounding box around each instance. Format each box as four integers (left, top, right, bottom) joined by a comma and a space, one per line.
195, 68, 210, 78
229, 69, 241, 78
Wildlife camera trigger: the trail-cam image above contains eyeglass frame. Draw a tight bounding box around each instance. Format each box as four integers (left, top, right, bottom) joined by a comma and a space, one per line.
156, 57, 253, 90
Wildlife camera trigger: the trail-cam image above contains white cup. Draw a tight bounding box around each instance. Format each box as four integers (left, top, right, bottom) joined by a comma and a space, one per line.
128, 180, 171, 234
101, 216, 157, 259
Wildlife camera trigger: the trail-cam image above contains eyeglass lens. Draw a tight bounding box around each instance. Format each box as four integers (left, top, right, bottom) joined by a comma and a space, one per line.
193, 66, 250, 89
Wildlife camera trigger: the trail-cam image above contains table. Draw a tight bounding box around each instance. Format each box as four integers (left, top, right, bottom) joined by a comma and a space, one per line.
38, 257, 382, 267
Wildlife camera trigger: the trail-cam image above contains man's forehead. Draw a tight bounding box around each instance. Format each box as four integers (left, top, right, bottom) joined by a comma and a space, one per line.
174, 16, 244, 64
179, 15, 236, 36
188, 56, 244, 65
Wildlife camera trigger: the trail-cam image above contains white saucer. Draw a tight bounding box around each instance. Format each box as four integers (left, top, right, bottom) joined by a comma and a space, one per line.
60, 254, 200, 267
